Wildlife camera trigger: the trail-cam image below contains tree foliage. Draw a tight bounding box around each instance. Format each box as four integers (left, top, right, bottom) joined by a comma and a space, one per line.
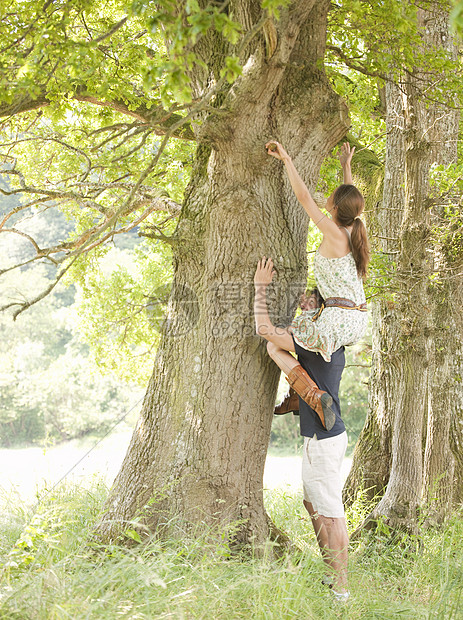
2, 0, 460, 325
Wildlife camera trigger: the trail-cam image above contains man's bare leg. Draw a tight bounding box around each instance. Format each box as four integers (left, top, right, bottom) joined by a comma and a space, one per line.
303, 499, 349, 594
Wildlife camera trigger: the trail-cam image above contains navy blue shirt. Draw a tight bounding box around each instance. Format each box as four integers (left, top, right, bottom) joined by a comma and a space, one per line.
292, 337, 346, 439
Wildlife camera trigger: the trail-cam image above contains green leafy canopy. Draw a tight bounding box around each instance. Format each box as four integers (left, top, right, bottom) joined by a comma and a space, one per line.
1, 0, 462, 379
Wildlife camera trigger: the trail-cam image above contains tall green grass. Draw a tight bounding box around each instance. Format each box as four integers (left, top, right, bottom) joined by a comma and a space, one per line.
1, 482, 462, 619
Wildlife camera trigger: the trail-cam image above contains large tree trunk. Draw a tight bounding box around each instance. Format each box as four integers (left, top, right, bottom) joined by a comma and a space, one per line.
421, 8, 461, 521
346, 3, 463, 528
343, 80, 403, 504
95, 1, 349, 548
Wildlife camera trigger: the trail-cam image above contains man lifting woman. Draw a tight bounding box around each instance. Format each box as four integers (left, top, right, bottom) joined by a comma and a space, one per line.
253, 141, 370, 601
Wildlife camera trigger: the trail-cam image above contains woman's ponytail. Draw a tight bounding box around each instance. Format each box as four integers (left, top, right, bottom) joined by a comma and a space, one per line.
350, 217, 370, 280
332, 184, 370, 279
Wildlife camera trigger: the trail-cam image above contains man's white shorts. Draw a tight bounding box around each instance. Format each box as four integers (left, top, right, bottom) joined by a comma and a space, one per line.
301, 431, 348, 518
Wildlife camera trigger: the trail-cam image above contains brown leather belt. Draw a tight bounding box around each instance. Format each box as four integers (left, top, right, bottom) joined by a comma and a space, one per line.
311, 297, 367, 321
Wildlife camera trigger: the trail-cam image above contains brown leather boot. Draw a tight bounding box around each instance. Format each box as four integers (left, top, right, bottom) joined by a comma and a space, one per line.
286, 364, 335, 431
274, 387, 300, 415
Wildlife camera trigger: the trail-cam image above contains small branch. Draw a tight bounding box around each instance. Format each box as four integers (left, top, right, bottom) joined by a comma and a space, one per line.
0, 255, 58, 276
0, 260, 73, 320
75, 204, 164, 254
1, 227, 42, 253
88, 121, 146, 137
110, 129, 154, 163
91, 124, 149, 151
355, 131, 389, 153
326, 45, 386, 80
139, 225, 178, 245
0, 196, 56, 231
372, 235, 400, 241
93, 17, 128, 43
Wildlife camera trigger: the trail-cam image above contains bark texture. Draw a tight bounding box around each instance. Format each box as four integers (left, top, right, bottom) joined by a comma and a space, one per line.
343, 81, 403, 504
346, 3, 463, 529
95, 1, 349, 548
421, 8, 461, 521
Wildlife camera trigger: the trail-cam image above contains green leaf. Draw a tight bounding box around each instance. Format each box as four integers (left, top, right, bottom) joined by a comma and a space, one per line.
219, 55, 242, 83
261, 0, 291, 19
125, 528, 142, 543
215, 13, 242, 45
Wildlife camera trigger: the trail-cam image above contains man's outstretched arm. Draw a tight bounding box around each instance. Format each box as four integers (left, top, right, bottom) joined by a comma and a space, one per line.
253, 257, 295, 351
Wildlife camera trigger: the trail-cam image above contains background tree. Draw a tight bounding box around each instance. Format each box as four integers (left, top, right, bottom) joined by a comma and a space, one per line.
342, 1, 463, 529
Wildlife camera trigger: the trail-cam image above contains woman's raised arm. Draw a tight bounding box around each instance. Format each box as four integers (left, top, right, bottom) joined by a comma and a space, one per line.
266, 141, 339, 239
339, 142, 354, 185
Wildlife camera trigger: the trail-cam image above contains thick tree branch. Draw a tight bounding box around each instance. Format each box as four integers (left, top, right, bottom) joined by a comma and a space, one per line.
0, 91, 196, 141
201, 1, 318, 142
0, 193, 180, 269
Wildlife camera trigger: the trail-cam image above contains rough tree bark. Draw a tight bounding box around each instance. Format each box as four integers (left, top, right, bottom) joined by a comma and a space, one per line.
345, 4, 463, 528
421, 8, 461, 520
343, 81, 403, 504
371, 60, 434, 529
94, 1, 349, 547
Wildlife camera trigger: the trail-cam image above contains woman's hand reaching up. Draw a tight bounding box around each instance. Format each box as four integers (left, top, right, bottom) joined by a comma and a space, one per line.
265, 141, 291, 162
339, 142, 355, 168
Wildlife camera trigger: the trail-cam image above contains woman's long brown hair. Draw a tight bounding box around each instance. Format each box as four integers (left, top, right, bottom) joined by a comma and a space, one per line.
333, 184, 370, 279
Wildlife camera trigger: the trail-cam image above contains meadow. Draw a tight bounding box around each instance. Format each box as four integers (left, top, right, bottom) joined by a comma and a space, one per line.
1, 480, 461, 619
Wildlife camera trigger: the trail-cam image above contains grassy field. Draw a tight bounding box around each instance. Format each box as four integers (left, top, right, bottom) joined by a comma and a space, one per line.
1, 481, 462, 619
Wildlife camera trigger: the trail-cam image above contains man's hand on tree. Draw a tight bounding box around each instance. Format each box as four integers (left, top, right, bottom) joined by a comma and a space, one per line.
254, 257, 276, 288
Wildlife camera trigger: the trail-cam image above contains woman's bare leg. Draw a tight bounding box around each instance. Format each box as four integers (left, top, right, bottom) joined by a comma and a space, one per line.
266, 340, 299, 375
266, 339, 334, 425
253, 271, 335, 427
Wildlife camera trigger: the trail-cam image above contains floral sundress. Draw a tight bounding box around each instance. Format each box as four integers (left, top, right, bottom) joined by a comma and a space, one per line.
289, 250, 367, 362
